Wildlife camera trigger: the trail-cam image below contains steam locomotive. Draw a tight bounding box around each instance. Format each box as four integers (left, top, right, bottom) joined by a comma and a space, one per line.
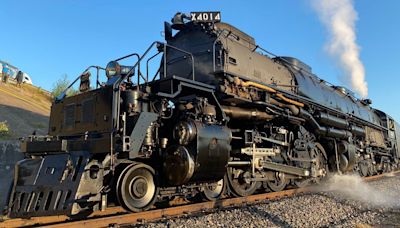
6, 12, 400, 218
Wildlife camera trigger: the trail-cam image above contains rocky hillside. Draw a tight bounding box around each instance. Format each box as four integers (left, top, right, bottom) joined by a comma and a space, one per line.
0, 81, 52, 139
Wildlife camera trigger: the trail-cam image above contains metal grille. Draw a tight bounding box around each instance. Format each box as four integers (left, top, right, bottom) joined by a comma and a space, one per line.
82, 98, 95, 123
64, 104, 75, 128
8, 152, 89, 218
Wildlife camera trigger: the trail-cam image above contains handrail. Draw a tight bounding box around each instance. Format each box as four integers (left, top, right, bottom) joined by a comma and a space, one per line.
163, 43, 195, 80
111, 41, 197, 131
146, 52, 162, 82
114, 53, 140, 62
111, 41, 159, 131
55, 65, 105, 102
114, 41, 159, 86
114, 53, 141, 86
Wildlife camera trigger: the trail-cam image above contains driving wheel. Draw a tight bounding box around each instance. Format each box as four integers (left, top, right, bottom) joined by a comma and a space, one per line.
227, 167, 258, 197
266, 172, 289, 192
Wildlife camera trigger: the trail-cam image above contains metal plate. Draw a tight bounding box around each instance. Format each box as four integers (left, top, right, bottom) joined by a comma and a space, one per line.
129, 112, 158, 158
190, 12, 221, 23
8, 151, 90, 218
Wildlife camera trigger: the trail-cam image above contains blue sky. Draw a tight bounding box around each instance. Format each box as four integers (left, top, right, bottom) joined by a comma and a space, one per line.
1, 0, 400, 120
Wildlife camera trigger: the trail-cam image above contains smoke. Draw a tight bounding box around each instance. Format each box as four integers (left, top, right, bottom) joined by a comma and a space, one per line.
317, 174, 400, 208
311, 0, 368, 98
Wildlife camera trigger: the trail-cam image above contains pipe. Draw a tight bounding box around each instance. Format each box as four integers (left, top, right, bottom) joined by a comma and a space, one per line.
228, 161, 252, 166
241, 81, 276, 93
275, 93, 305, 108
241, 81, 304, 107
324, 128, 352, 139
222, 106, 274, 121
270, 98, 300, 115
299, 109, 352, 139
316, 112, 349, 129
351, 125, 366, 136
312, 112, 365, 137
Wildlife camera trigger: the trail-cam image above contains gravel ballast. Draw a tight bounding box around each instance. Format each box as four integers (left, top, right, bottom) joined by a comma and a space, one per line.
132, 174, 400, 228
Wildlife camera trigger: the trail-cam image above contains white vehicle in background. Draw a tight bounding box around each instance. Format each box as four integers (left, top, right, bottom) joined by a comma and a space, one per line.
0, 60, 33, 85
22, 72, 32, 84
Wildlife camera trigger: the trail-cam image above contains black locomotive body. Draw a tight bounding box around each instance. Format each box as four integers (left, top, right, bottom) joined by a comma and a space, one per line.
5, 12, 400, 218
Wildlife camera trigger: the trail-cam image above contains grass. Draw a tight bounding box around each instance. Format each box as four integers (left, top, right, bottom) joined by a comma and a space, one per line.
31, 122, 47, 129
26, 84, 53, 102
3, 78, 53, 102
0, 121, 11, 139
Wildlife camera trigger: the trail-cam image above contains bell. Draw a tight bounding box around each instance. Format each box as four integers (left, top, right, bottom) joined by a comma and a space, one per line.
171, 12, 186, 30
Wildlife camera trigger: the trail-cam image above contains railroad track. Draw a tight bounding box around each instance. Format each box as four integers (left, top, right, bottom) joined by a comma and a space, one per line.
2, 171, 399, 228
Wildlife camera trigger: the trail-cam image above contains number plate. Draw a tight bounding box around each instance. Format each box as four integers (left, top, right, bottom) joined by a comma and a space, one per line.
190, 12, 221, 22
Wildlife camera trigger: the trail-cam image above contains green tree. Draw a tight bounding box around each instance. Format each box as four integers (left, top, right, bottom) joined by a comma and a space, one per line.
51, 74, 77, 98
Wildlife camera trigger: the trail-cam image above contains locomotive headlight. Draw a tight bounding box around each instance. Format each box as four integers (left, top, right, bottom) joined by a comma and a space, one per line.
106, 61, 121, 78
106, 60, 134, 79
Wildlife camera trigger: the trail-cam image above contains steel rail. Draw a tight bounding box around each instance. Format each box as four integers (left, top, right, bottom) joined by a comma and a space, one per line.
2, 171, 399, 228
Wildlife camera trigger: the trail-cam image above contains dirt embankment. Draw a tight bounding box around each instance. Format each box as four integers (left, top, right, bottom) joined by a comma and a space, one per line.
0, 82, 52, 139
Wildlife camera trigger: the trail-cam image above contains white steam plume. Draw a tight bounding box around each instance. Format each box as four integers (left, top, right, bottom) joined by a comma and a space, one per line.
317, 174, 400, 208
311, 0, 368, 98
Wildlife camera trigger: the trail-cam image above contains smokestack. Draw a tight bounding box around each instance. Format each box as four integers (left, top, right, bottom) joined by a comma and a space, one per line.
311, 0, 368, 98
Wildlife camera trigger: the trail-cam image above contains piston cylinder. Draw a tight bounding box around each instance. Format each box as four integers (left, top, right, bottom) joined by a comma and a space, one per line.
316, 112, 349, 129
164, 120, 231, 185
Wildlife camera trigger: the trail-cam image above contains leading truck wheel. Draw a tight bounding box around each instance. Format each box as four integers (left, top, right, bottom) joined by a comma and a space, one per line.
116, 163, 159, 212
202, 178, 226, 201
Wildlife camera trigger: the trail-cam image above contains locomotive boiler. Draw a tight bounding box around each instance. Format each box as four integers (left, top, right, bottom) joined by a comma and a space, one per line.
5, 12, 400, 218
